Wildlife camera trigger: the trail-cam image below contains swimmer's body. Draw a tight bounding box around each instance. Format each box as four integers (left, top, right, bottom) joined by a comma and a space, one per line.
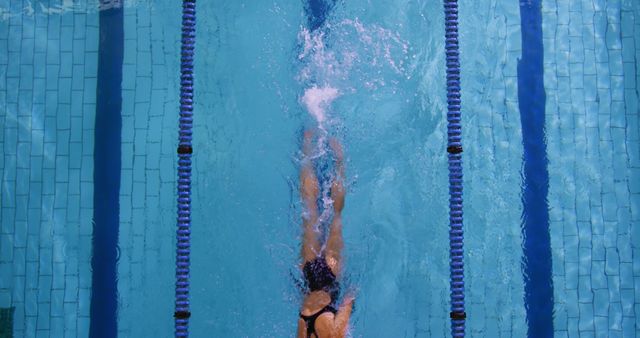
297, 130, 355, 338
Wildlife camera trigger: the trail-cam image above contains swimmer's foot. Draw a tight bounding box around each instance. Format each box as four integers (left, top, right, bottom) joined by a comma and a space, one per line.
329, 137, 344, 174
301, 130, 320, 203
329, 137, 345, 212
303, 130, 315, 158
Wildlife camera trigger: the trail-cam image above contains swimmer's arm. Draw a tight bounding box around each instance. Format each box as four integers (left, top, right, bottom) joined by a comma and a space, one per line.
334, 296, 354, 338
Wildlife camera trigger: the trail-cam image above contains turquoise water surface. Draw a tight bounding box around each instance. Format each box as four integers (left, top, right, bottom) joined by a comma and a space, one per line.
0, 0, 639, 337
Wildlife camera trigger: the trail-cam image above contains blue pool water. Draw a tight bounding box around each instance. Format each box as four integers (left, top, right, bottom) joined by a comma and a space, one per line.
0, 0, 639, 337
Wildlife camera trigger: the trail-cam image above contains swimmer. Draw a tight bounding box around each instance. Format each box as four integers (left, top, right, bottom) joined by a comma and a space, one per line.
297, 130, 355, 338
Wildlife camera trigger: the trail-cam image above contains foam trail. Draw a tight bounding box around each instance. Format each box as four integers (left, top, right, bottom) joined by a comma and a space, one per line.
300, 83, 340, 165
301, 85, 340, 125
296, 17, 412, 243
299, 84, 339, 241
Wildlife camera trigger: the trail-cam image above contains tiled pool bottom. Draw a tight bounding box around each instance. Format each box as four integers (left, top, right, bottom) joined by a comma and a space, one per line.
0, 6, 98, 338
0, 2, 178, 337
542, 0, 640, 337
0, 0, 638, 337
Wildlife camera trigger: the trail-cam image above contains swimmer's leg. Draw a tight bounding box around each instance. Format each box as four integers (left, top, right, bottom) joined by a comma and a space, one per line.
301, 130, 321, 267
325, 137, 345, 277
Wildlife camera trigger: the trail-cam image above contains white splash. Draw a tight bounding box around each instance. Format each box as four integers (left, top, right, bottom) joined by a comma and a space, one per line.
298, 27, 317, 60
297, 17, 412, 103
301, 85, 340, 125
299, 22, 416, 240
296, 16, 414, 168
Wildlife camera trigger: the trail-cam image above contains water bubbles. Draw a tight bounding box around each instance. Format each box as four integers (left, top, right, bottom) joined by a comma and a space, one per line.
301, 85, 341, 125
296, 17, 414, 132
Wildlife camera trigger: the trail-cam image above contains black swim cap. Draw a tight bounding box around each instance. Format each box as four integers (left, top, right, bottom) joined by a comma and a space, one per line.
303, 257, 337, 292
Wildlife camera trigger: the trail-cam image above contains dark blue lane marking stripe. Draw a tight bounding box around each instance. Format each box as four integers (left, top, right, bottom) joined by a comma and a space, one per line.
517, 1, 554, 337
90, 4, 123, 337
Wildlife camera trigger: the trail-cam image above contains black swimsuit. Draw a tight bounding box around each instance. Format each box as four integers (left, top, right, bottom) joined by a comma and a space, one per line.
299, 304, 337, 338
300, 256, 340, 338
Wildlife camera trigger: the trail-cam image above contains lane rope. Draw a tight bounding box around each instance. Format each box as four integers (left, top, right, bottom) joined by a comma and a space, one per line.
443, 0, 466, 336
175, 0, 196, 336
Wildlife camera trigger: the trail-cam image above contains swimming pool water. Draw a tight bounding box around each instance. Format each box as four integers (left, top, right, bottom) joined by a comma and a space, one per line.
0, 0, 638, 337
